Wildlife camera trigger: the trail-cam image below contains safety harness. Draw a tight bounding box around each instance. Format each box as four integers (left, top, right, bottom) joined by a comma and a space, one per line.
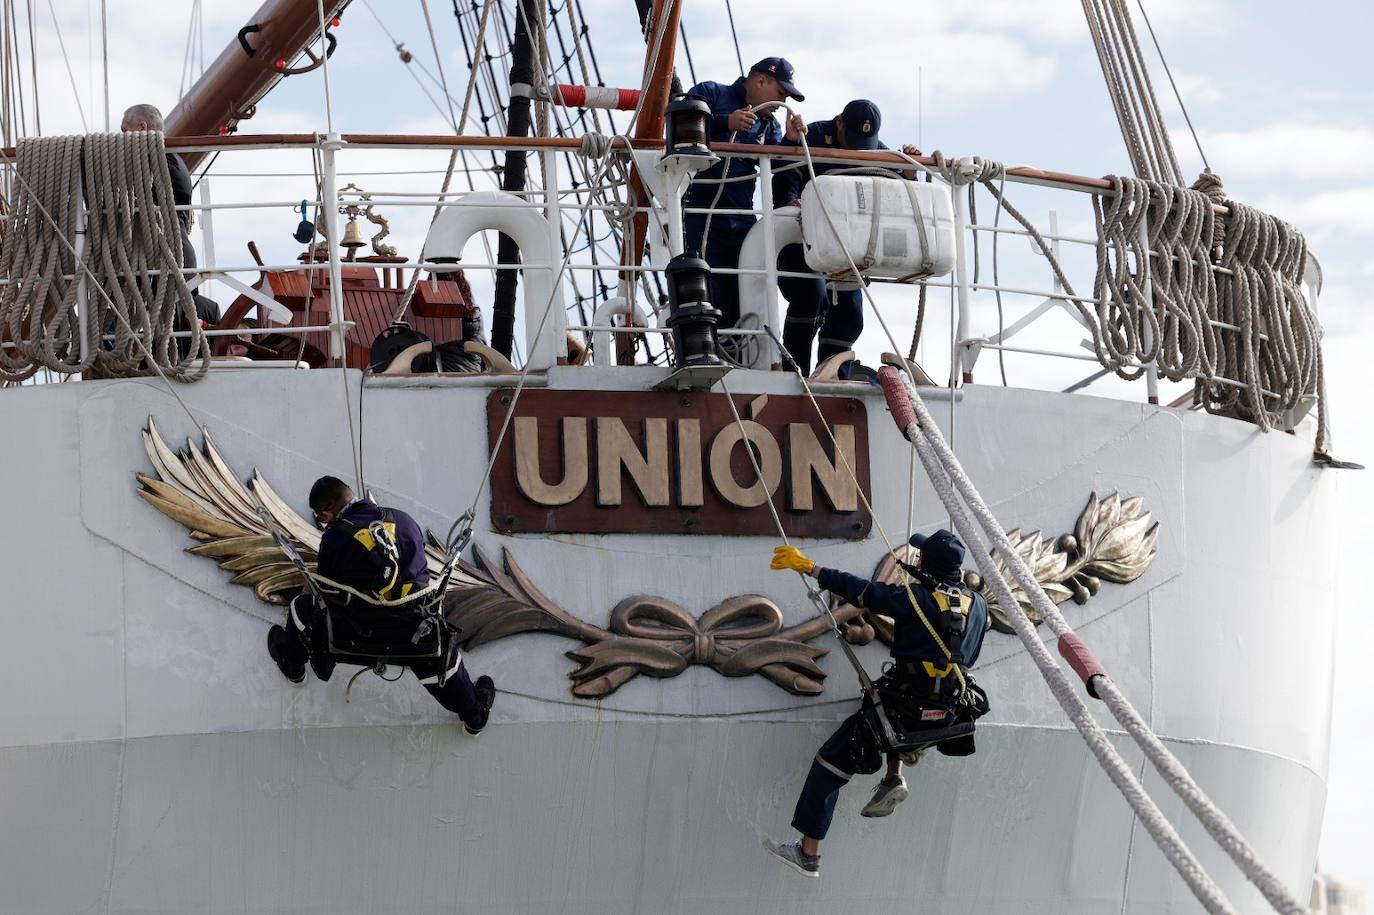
260, 507, 470, 688
854, 570, 987, 759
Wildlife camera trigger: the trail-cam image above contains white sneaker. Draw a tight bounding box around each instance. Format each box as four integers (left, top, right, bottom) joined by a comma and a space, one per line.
861, 775, 909, 818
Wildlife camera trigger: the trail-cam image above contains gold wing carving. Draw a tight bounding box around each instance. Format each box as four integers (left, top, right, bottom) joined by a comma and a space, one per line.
135, 417, 488, 605
134, 419, 827, 697
838, 492, 1159, 636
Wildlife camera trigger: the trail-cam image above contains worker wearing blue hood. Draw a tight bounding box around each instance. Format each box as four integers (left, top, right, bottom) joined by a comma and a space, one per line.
764, 529, 991, 877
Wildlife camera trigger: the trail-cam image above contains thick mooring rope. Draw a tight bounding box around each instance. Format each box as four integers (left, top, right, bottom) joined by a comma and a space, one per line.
881, 368, 1308, 915
0, 131, 209, 383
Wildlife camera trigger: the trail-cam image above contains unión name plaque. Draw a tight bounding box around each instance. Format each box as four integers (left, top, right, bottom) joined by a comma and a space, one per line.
486, 389, 872, 538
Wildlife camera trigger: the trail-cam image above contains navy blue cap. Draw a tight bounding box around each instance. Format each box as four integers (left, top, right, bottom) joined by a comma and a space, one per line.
750, 57, 804, 101
908, 529, 965, 581
839, 99, 882, 150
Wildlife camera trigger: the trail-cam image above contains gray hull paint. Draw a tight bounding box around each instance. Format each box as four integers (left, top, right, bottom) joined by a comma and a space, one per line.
0, 369, 1338, 912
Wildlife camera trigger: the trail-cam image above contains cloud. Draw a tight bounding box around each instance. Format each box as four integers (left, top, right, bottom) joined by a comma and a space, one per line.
1202, 123, 1374, 180
1257, 186, 1374, 240
1168, 70, 1225, 106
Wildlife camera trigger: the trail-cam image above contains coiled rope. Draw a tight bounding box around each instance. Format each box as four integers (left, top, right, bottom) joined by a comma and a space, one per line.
924, 153, 1326, 450
0, 131, 209, 383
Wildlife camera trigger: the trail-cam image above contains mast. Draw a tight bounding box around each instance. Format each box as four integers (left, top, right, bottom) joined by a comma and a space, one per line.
618, 0, 682, 363
165, 0, 349, 170
489, 0, 540, 360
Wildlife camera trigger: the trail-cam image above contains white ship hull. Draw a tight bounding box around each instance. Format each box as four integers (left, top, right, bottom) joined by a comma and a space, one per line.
0, 368, 1338, 913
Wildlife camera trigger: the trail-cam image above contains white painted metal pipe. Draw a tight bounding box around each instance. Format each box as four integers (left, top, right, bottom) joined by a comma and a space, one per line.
737, 208, 803, 369
423, 190, 568, 369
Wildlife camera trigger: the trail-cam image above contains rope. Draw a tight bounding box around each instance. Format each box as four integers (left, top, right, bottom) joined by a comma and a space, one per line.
1081, 0, 1183, 184
387, 0, 497, 326
1087, 174, 1325, 447
0, 132, 210, 383
886, 378, 1236, 913
885, 369, 1308, 914
1133, 0, 1211, 174
920, 152, 1326, 449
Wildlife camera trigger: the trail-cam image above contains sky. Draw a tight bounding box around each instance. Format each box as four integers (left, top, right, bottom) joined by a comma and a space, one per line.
12, 0, 1372, 889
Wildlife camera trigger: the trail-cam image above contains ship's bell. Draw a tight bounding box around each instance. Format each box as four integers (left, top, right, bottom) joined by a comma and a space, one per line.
341, 217, 366, 249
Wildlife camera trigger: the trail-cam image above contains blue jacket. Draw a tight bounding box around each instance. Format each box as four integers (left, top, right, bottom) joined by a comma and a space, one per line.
683, 78, 783, 211
318, 500, 430, 598
817, 566, 988, 665
773, 119, 891, 206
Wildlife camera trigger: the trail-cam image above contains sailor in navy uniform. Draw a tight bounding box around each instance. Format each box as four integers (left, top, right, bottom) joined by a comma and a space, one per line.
683, 58, 806, 335
267, 476, 496, 735
764, 530, 990, 877
773, 100, 921, 375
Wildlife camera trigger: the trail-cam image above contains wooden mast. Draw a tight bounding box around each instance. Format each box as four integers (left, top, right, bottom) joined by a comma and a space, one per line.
165, 0, 350, 170
619, 0, 683, 364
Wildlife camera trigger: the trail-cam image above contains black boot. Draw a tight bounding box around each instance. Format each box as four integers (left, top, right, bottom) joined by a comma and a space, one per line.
267, 625, 306, 685
465, 675, 496, 736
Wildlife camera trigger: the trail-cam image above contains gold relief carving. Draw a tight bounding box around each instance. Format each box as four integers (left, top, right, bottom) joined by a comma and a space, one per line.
137, 421, 1155, 700
676, 418, 705, 507
708, 419, 782, 508
787, 423, 857, 512
514, 416, 587, 506
595, 417, 670, 507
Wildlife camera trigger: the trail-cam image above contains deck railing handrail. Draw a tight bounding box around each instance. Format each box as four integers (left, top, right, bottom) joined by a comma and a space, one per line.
0, 133, 1315, 437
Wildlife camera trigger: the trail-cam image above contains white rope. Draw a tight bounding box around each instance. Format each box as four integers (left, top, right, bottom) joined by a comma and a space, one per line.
0, 132, 210, 383
783, 129, 1308, 909
889, 369, 1308, 913
892, 386, 1236, 913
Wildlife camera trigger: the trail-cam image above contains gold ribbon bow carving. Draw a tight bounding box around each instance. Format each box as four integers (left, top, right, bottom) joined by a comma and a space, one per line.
565, 595, 829, 698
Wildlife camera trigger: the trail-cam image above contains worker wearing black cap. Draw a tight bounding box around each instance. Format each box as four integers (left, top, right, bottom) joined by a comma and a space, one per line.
773, 100, 922, 375
683, 58, 807, 341
763, 529, 990, 877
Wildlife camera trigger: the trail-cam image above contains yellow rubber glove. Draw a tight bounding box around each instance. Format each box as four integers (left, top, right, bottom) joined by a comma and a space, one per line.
771, 545, 815, 575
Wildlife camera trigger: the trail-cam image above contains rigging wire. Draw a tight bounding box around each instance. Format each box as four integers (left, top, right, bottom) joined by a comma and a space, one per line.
677, 22, 697, 87
25, 0, 39, 134
1132, 0, 1211, 174
98, 0, 107, 130
43, 0, 88, 131
722, 0, 744, 75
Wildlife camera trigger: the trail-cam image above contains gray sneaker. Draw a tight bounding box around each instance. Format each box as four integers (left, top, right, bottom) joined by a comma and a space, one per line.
860, 775, 909, 818
763, 838, 820, 878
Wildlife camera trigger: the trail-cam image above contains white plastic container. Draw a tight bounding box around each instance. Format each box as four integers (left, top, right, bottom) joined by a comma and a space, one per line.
800, 174, 956, 280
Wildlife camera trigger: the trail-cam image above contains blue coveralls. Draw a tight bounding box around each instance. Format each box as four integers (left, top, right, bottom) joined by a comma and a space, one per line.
278, 500, 489, 729
773, 123, 895, 374
682, 78, 783, 328
791, 567, 989, 840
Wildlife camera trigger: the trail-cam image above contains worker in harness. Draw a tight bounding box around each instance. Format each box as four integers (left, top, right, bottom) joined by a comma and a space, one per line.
764, 529, 990, 877
266, 476, 496, 735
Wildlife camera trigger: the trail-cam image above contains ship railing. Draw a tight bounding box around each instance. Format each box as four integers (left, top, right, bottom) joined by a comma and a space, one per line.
0, 134, 1324, 432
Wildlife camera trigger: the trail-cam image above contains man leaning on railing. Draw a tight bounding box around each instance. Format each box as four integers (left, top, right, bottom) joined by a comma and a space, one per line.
773, 100, 921, 377
682, 58, 806, 350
